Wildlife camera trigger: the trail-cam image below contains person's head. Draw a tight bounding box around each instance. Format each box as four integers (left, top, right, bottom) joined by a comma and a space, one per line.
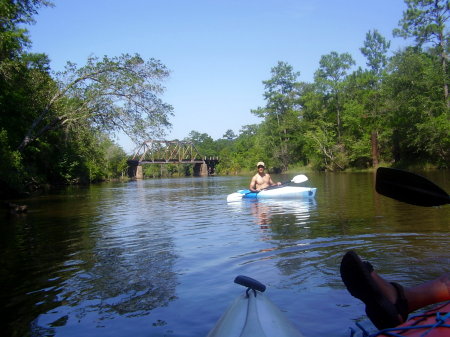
257, 161, 265, 171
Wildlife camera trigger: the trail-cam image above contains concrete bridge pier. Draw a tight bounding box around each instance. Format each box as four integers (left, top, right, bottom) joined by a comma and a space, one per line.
193, 162, 208, 176
127, 162, 143, 179
200, 163, 208, 176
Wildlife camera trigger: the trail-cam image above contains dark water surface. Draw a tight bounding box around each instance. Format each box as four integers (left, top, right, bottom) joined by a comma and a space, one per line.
1, 172, 449, 337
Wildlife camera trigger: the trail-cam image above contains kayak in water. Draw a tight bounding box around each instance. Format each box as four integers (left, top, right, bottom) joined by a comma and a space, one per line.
227, 174, 316, 202
227, 186, 317, 202
206, 275, 303, 337
243, 186, 316, 199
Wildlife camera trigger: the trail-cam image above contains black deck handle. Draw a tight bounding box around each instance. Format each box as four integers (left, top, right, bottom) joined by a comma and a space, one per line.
234, 275, 266, 293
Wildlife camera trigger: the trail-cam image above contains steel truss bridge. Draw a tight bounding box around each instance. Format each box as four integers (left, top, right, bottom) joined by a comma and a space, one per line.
127, 140, 219, 178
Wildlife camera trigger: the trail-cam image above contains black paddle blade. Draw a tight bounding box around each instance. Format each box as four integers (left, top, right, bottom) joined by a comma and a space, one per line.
376, 167, 450, 207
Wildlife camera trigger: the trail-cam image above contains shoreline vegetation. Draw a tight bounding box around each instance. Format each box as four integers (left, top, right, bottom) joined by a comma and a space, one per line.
1, 163, 445, 201
1, 1, 448, 200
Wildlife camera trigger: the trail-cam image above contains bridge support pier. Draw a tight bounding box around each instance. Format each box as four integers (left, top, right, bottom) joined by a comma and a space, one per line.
200, 163, 208, 176
193, 162, 208, 176
128, 164, 143, 179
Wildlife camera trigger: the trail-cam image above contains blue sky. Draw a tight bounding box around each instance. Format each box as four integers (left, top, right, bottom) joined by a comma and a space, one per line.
28, 0, 410, 153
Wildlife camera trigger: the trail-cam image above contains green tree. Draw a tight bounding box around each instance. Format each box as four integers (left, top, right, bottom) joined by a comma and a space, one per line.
302, 89, 344, 170
222, 129, 236, 140
185, 130, 216, 157
0, 0, 135, 193
0, 129, 24, 196
341, 69, 386, 168
252, 61, 302, 171
361, 30, 391, 77
314, 51, 355, 142
359, 30, 391, 166
393, 0, 450, 107
235, 124, 265, 171
384, 48, 449, 166
306, 52, 355, 170
0, 0, 53, 63
18, 54, 174, 151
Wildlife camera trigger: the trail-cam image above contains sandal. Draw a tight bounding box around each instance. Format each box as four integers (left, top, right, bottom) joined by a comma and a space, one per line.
340, 250, 409, 329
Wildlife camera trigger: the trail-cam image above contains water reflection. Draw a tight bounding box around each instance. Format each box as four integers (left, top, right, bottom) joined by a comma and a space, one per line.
1, 173, 449, 337
1, 183, 179, 337
228, 198, 317, 229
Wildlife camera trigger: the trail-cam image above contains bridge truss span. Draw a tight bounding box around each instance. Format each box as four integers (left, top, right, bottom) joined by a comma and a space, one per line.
127, 140, 219, 178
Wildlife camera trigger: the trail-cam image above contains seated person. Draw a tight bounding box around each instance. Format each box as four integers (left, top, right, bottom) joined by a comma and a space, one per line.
249, 161, 281, 192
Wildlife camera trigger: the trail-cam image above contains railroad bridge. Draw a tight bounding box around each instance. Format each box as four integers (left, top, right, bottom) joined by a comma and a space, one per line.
127, 140, 219, 179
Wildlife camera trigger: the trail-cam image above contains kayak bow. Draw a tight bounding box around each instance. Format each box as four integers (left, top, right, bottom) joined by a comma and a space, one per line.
207, 276, 304, 337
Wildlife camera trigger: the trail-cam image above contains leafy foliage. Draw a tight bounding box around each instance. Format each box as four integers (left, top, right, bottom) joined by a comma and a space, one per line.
0, 1, 172, 195
18, 54, 174, 151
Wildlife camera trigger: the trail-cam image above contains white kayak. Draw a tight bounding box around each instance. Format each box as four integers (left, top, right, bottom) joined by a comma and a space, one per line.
227, 186, 317, 202
207, 276, 304, 337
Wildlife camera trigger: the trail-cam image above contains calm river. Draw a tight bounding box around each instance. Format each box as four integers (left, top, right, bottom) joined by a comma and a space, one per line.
1, 171, 449, 337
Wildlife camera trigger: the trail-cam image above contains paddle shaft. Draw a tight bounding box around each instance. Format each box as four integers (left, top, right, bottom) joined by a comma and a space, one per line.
253, 174, 308, 193
260, 180, 291, 191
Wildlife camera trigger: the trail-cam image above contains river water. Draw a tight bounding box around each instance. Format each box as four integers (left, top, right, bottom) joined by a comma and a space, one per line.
1, 171, 449, 337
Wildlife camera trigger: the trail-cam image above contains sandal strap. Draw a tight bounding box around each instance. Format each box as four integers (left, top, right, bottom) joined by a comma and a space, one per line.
391, 282, 409, 321
363, 261, 374, 273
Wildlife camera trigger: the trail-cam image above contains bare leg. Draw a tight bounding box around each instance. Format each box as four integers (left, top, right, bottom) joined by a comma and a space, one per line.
370, 271, 450, 319
340, 251, 450, 329
360, 271, 450, 313
404, 272, 450, 312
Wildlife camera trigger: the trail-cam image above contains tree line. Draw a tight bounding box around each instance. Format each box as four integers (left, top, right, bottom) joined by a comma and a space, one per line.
0, 0, 174, 196
1, 0, 449, 197
186, 0, 449, 175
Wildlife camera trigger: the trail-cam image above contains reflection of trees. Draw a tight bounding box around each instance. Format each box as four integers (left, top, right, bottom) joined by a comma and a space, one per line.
60, 231, 177, 319
249, 199, 317, 238
244, 199, 319, 278
1, 183, 178, 336
0, 192, 104, 337
41, 182, 179, 330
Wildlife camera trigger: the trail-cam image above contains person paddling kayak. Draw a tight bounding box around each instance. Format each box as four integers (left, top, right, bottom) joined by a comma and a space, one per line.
340, 250, 450, 330
249, 162, 281, 192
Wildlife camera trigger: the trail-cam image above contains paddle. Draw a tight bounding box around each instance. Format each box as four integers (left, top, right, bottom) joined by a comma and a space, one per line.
226, 174, 309, 202
376, 167, 450, 207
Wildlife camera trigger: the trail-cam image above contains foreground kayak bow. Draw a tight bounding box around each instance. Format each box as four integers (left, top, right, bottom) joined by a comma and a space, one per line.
207, 276, 303, 337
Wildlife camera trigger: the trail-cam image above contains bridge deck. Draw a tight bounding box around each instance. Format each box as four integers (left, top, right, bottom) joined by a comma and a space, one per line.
139, 159, 206, 164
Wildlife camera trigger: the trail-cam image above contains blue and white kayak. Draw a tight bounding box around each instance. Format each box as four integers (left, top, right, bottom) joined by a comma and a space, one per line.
207, 276, 303, 337
227, 186, 317, 202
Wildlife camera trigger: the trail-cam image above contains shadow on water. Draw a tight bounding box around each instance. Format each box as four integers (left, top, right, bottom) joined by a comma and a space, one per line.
1, 172, 449, 337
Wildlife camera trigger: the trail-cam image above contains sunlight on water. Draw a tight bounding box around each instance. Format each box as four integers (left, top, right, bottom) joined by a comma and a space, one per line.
1, 172, 449, 337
